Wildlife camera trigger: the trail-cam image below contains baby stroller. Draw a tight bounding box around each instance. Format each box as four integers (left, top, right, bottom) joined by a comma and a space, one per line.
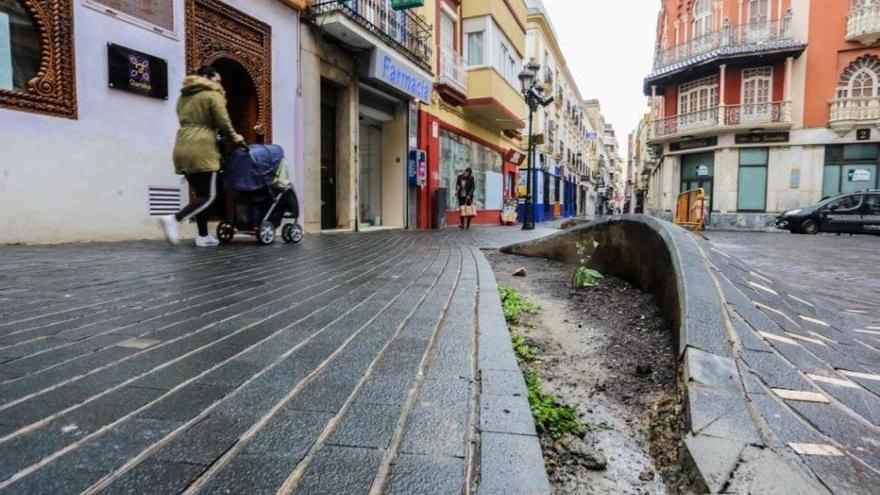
218, 144, 303, 245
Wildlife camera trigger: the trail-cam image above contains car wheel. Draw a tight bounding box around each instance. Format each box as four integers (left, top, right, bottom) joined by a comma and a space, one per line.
800, 219, 819, 235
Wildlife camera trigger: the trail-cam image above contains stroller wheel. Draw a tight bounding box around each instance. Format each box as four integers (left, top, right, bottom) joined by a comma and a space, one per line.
290, 224, 304, 243
258, 221, 276, 245
217, 222, 235, 244
282, 224, 303, 244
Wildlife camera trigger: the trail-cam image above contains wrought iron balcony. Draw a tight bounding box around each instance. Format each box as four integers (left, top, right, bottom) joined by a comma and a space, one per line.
829, 96, 880, 132
653, 16, 794, 71
649, 102, 792, 140
437, 45, 467, 96
847, 3, 880, 45
311, 0, 432, 69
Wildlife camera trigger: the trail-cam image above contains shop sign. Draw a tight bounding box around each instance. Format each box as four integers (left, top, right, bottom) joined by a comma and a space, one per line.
0, 13, 12, 90
670, 136, 717, 152
857, 128, 872, 141
849, 169, 872, 182
369, 48, 432, 102
107, 43, 168, 99
696, 165, 710, 177
505, 149, 526, 166
390, 0, 424, 9
734, 132, 789, 144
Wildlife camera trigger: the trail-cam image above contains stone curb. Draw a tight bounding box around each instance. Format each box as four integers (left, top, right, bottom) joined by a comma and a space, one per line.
473, 250, 551, 495
499, 215, 829, 494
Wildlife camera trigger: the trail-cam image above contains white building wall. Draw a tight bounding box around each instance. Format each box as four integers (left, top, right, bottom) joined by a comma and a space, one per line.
0, 0, 301, 244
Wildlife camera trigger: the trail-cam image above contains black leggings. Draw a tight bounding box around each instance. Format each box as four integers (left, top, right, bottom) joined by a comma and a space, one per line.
175, 172, 217, 237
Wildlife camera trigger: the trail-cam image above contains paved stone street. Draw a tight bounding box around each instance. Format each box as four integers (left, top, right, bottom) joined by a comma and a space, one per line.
0, 226, 553, 494
704, 234, 880, 494
709, 232, 880, 320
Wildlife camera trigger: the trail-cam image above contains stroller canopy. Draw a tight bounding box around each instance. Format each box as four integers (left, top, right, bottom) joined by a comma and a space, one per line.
224, 144, 285, 192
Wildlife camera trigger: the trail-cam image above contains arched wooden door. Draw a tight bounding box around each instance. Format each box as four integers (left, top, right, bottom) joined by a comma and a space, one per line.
185, 0, 272, 144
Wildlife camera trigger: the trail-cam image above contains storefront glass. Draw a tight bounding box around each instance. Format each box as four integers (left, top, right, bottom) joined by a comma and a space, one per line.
737, 148, 768, 211
823, 144, 880, 198
440, 129, 503, 210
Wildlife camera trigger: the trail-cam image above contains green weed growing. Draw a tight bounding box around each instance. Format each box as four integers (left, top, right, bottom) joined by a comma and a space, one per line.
571, 239, 604, 288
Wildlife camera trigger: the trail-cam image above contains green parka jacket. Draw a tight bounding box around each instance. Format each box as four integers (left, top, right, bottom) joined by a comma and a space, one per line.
172, 75, 244, 175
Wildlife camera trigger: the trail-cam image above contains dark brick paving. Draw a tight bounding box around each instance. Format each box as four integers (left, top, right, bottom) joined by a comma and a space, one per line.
704, 236, 880, 494
0, 226, 554, 495
709, 231, 880, 319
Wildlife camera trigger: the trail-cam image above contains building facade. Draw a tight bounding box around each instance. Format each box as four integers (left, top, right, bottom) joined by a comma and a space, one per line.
524, 0, 597, 222
644, 0, 880, 229
0, 0, 307, 243
415, 0, 528, 229
300, 0, 434, 232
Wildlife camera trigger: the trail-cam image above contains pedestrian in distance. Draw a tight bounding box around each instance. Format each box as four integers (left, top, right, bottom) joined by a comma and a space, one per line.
159, 65, 245, 247
456, 167, 477, 230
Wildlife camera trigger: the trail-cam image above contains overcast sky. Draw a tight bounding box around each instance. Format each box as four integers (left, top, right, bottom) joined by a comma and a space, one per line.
541, 0, 658, 156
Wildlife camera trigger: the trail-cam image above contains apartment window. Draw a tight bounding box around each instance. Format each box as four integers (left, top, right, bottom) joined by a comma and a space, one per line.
693, 0, 713, 38
748, 0, 770, 24
836, 55, 880, 98
678, 75, 719, 114
440, 10, 455, 51
0, 0, 77, 118
737, 148, 768, 212
466, 31, 484, 66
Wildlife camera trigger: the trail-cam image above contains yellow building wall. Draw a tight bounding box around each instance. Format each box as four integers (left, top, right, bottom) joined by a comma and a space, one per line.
463, 0, 528, 56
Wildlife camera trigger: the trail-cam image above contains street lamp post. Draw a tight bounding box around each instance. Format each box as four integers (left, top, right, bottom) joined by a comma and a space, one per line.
518, 58, 553, 230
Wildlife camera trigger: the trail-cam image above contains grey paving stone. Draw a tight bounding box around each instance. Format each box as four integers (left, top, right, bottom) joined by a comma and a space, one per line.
481, 369, 527, 398
201, 454, 294, 495
294, 446, 383, 495
687, 384, 761, 445
684, 347, 741, 393
786, 401, 880, 470
1, 463, 108, 495
138, 383, 233, 422
63, 386, 166, 431
243, 408, 333, 459
731, 316, 773, 352
69, 417, 182, 471
749, 392, 825, 445
153, 414, 252, 466
327, 402, 401, 449
385, 454, 465, 495
0, 384, 96, 426
725, 446, 830, 495
683, 433, 744, 493
801, 453, 880, 495
400, 393, 469, 458
480, 394, 536, 437
739, 348, 814, 391
478, 432, 550, 495
99, 459, 206, 494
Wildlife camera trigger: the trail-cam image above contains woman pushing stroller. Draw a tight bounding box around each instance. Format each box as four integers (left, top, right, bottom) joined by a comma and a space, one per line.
160, 66, 244, 247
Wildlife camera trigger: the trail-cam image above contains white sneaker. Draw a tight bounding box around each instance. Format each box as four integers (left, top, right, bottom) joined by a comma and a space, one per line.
195, 235, 220, 247
160, 215, 180, 245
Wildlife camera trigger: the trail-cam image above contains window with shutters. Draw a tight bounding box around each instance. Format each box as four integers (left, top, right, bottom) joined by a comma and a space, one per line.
84, 0, 176, 37
742, 67, 773, 122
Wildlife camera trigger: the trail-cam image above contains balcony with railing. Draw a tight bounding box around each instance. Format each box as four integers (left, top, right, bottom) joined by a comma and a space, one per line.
829, 96, 880, 132
436, 45, 467, 102
652, 16, 795, 72
311, 0, 433, 70
847, 2, 880, 45
649, 102, 792, 141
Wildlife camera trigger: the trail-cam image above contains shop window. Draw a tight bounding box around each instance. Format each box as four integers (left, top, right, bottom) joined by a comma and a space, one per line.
85, 0, 174, 35
823, 144, 880, 197
440, 129, 503, 210
737, 148, 768, 212
0, 0, 77, 118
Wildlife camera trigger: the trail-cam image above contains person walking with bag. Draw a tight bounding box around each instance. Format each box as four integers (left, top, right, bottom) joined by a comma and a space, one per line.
455, 167, 476, 230
159, 66, 244, 247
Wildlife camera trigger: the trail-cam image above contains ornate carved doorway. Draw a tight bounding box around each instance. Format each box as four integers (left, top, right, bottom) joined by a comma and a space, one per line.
185, 0, 271, 143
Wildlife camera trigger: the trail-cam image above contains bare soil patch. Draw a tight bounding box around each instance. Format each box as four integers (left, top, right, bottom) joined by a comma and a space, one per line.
487, 251, 689, 494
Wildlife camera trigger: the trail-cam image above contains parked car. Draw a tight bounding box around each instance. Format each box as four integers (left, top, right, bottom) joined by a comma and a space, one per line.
776, 190, 880, 235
